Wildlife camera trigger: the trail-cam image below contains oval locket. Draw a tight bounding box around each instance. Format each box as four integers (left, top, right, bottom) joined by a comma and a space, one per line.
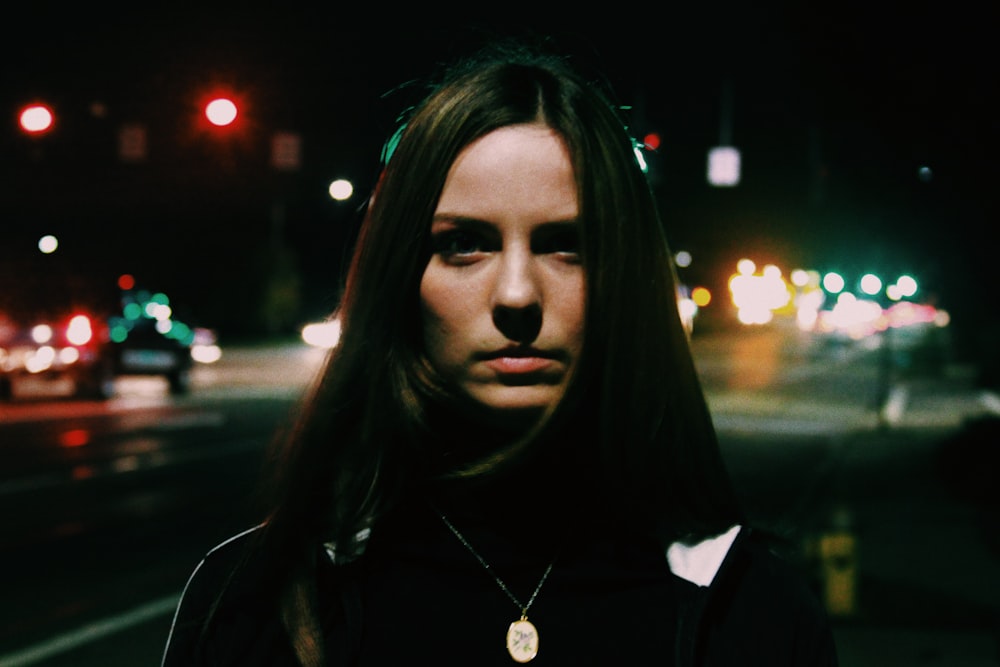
506, 618, 540, 662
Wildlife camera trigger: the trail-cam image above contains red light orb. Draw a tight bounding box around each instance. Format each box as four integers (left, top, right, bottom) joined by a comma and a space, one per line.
19, 103, 54, 134
205, 98, 238, 127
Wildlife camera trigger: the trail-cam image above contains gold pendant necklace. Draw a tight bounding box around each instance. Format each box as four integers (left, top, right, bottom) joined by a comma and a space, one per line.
438, 511, 556, 663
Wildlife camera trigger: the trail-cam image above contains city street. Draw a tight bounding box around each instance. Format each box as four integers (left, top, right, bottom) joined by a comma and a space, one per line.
0, 323, 997, 666
4, 11, 996, 667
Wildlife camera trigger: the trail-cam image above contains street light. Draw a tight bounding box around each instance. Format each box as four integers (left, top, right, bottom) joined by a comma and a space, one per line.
822, 272, 845, 294
37, 235, 59, 254
328, 179, 353, 202
860, 273, 883, 296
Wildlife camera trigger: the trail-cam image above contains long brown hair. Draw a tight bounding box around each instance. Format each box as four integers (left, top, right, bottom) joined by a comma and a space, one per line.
244, 39, 742, 665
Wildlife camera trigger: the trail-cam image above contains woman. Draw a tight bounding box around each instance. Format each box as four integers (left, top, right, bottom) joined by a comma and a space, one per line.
162, 41, 838, 666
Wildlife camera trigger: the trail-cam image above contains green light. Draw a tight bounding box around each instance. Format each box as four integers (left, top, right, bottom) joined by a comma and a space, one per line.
171, 321, 193, 344
110, 325, 129, 343
123, 303, 142, 320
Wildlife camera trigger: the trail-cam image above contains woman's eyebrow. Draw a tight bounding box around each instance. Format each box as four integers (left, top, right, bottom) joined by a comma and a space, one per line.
428, 217, 580, 237
430, 214, 491, 227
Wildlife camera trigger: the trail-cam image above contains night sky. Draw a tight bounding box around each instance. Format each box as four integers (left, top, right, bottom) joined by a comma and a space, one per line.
2, 6, 994, 345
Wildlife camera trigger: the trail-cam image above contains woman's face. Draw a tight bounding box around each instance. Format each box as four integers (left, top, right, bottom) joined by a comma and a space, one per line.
420, 124, 585, 427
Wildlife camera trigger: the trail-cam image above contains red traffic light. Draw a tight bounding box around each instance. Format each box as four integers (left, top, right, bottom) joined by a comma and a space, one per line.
18, 103, 54, 134
204, 97, 238, 127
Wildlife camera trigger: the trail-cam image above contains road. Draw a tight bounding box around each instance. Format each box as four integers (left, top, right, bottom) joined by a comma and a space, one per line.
0, 324, 997, 666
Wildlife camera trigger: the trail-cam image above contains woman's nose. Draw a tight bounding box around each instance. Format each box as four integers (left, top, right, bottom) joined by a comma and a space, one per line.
492, 253, 542, 343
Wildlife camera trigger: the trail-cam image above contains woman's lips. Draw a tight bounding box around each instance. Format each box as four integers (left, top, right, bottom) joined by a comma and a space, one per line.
483, 355, 554, 374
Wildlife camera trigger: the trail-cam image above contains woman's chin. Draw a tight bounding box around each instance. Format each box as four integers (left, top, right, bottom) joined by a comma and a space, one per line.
464, 386, 564, 423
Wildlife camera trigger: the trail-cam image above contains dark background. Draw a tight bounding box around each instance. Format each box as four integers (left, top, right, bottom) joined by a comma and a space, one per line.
2, 6, 995, 368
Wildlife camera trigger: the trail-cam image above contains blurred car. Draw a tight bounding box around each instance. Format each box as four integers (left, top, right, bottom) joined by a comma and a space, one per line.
1, 255, 116, 400
0, 308, 113, 400
105, 293, 195, 396
0, 256, 213, 400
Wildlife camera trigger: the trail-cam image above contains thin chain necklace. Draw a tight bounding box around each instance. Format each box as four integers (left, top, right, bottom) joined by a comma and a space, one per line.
437, 511, 556, 663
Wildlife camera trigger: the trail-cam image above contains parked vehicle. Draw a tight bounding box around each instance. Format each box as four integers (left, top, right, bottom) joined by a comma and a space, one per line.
1, 254, 206, 400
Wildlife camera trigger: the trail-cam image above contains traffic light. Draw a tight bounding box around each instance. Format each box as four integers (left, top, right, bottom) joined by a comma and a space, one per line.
18, 103, 54, 135
204, 97, 238, 127
191, 89, 251, 166
194, 88, 244, 136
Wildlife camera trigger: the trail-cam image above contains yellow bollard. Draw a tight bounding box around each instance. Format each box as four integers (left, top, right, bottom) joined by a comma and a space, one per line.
818, 529, 858, 617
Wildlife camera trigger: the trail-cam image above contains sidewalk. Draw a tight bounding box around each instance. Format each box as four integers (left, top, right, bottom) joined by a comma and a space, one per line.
824, 421, 999, 666
706, 353, 1000, 666
808, 371, 999, 666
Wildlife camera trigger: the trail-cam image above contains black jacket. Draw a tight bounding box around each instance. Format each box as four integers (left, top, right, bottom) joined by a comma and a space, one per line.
162, 524, 838, 666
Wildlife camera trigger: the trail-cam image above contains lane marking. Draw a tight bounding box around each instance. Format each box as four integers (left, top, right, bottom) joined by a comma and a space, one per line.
0, 594, 179, 667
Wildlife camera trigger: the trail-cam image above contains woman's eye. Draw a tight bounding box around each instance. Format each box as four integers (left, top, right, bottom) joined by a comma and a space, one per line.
432, 230, 487, 258
535, 228, 581, 258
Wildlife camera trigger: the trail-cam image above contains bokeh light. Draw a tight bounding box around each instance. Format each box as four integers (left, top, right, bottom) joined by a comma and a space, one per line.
205, 98, 238, 127
38, 235, 58, 254
328, 179, 354, 201
19, 104, 53, 133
